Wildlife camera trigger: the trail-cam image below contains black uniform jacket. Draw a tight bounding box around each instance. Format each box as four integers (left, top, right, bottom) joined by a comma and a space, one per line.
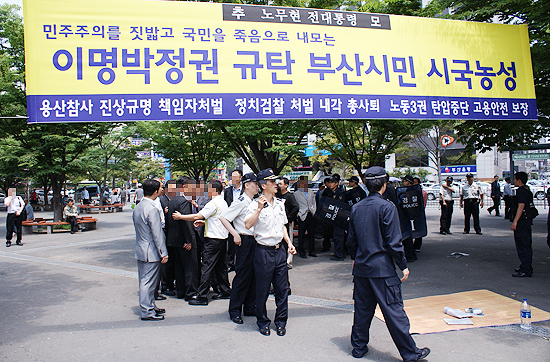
347, 192, 407, 278
166, 195, 196, 248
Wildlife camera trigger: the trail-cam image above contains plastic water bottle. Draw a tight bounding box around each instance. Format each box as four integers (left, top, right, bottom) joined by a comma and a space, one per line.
520, 298, 532, 330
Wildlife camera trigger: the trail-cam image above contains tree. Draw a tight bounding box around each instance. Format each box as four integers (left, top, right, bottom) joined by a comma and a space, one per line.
214, 120, 320, 174
315, 120, 427, 177
79, 123, 138, 204
140, 121, 231, 181
0, 136, 26, 194
0, 4, 25, 119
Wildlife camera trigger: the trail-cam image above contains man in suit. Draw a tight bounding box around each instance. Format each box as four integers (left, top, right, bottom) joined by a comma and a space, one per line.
224, 169, 243, 271
293, 176, 318, 258
158, 181, 175, 296
132, 178, 168, 321
487, 175, 502, 216
347, 167, 430, 361
165, 176, 199, 300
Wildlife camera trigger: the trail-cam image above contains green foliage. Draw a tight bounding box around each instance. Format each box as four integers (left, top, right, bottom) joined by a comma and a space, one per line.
139, 121, 231, 181
133, 158, 165, 183
214, 120, 320, 174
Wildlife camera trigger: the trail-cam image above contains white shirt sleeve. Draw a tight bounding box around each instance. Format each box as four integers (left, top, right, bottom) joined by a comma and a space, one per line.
200, 199, 218, 220
222, 199, 245, 223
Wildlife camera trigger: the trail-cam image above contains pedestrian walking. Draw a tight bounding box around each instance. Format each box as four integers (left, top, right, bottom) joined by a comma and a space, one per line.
347, 166, 430, 361
487, 175, 502, 216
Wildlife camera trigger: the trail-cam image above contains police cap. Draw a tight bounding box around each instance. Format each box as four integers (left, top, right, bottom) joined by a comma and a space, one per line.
363, 166, 386, 180
257, 168, 278, 182
241, 172, 257, 184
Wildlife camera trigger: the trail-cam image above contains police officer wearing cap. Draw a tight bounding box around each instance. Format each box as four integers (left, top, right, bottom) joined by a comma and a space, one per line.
220, 173, 259, 324
245, 169, 296, 336
439, 176, 456, 234
460, 173, 484, 235
347, 166, 430, 361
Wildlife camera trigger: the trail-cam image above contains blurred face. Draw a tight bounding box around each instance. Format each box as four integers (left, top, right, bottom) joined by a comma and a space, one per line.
494, 176, 499, 182
68, 200, 74, 206
328, 181, 337, 191
231, 171, 242, 187
8, 188, 16, 197
244, 181, 258, 194
298, 179, 308, 189
207, 185, 218, 198
467, 176, 473, 184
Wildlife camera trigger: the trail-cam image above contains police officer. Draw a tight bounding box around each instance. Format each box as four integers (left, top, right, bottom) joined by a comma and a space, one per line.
347, 166, 430, 361
460, 173, 484, 235
439, 176, 455, 235
219, 173, 259, 324
245, 169, 296, 336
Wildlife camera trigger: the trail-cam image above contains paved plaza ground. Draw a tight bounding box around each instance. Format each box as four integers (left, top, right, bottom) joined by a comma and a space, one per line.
1, 204, 549, 361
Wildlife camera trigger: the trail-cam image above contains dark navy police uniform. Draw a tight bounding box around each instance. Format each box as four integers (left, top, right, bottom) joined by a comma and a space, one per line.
347, 191, 424, 362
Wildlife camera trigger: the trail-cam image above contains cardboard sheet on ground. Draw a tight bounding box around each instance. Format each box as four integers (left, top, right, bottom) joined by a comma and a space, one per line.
374, 289, 550, 334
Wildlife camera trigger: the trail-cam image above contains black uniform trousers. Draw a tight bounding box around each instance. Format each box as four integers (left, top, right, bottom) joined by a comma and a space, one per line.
514, 219, 533, 275
333, 226, 346, 259
6, 213, 23, 243
402, 237, 416, 261
297, 213, 316, 255
197, 237, 230, 297
229, 234, 256, 319
172, 244, 199, 299
439, 200, 454, 233
322, 223, 333, 251
503, 195, 512, 220
463, 199, 481, 233
352, 276, 421, 362
254, 243, 289, 329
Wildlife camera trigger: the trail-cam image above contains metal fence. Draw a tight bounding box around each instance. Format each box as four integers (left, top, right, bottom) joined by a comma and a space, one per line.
425, 195, 549, 210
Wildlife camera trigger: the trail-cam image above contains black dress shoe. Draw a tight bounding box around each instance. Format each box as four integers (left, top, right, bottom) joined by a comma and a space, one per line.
463, 231, 469, 234
308, 252, 318, 257
299, 253, 307, 259
512, 272, 532, 277
188, 296, 208, 305
6, 241, 11, 247
259, 327, 270, 336
231, 316, 243, 324
163, 290, 176, 296
155, 295, 167, 300
276, 326, 286, 336
141, 314, 165, 321
351, 347, 368, 358
154, 308, 166, 315
212, 292, 231, 300
439, 231, 447, 235
330, 255, 345, 261
476, 232, 483, 235
16, 242, 23, 246
417, 347, 431, 360
446, 231, 453, 235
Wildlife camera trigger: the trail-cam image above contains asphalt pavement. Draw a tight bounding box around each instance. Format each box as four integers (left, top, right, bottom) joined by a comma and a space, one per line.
1, 204, 549, 361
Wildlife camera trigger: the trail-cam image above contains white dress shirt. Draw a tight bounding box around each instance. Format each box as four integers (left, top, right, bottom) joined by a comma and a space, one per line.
246, 197, 288, 246
200, 195, 229, 239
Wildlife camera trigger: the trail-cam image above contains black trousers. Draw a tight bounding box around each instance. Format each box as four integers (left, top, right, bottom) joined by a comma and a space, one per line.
514, 219, 533, 275
463, 199, 481, 233
297, 213, 316, 255
160, 244, 176, 292
402, 237, 416, 261
229, 235, 256, 319
333, 226, 346, 258
197, 237, 230, 297
66, 216, 78, 232
440, 200, 454, 232
227, 234, 235, 269
488, 196, 501, 215
322, 223, 333, 251
254, 244, 289, 329
172, 244, 199, 299
352, 276, 421, 362
6, 213, 22, 243
504, 195, 512, 220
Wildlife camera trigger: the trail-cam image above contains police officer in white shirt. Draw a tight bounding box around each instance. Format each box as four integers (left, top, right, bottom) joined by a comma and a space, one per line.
459, 173, 484, 235
439, 176, 455, 235
245, 169, 296, 336
173, 179, 230, 306
220, 173, 258, 324
4, 188, 25, 247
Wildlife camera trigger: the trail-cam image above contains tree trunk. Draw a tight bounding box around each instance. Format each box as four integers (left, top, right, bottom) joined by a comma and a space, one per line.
51, 174, 65, 221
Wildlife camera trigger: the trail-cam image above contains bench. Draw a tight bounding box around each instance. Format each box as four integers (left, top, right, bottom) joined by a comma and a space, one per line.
22, 217, 98, 234
78, 203, 124, 213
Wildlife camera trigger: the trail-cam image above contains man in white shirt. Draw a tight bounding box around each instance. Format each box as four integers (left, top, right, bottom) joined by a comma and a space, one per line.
4, 188, 25, 247
220, 173, 258, 324
439, 176, 455, 235
224, 169, 243, 271
245, 169, 296, 337
293, 176, 317, 258
173, 179, 229, 306
503, 177, 513, 219
460, 173, 484, 235
81, 187, 90, 204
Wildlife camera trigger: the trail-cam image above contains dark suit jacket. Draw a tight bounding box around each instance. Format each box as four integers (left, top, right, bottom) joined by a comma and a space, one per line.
223, 186, 236, 207
276, 192, 299, 223
166, 195, 196, 248
491, 181, 502, 197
